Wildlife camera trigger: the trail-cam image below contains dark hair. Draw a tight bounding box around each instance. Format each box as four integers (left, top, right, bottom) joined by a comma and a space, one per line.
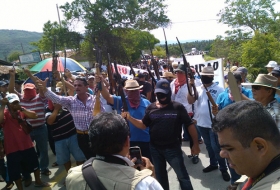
88, 112, 130, 155
75, 76, 88, 86
212, 100, 280, 148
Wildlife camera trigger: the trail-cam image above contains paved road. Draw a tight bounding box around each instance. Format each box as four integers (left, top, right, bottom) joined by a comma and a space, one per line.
0, 140, 230, 190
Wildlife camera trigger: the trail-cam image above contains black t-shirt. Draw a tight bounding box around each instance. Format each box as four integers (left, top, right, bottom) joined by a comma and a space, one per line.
138, 81, 152, 97
142, 101, 193, 148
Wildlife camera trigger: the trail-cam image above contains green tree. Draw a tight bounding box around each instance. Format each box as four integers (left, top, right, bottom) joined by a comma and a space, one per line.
60, 0, 170, 65
31, 21, 83, 53
241, 31, 280, 81
153, 46, 165, 58
218, 0, 279, 38
8, 51, 21, 62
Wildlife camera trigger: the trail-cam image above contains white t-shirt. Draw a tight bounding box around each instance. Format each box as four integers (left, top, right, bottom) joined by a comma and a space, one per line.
193, 82, 224, 128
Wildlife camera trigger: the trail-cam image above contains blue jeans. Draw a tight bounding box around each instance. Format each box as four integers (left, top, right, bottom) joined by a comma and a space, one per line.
150, 144, 193, 190
198, 126, 227, 172
30, 124, 49, 171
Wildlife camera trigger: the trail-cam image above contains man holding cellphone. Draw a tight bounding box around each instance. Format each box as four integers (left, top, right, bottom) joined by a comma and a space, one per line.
122, 79, 200, 190
66, 112, 163, 190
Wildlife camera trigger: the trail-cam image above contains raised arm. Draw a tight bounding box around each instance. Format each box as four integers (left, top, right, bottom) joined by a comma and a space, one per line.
187, 78, 198, 104
46, 104, 61, 125
96, 75, 114, 105
8, 70, 16, 94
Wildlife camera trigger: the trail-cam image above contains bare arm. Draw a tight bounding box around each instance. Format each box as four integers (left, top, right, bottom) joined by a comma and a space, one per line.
187, 78, 197, 104
8, 70, 16, 93
46, 104, 61, 125
0, 103, 5, 124
121, 112, 147, 130
21, 108, 38, 119
96, 76, 114, 105
146, 92, 151, 101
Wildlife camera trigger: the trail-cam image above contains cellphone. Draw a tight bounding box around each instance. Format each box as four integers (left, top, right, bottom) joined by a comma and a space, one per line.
129, 146, 142, 165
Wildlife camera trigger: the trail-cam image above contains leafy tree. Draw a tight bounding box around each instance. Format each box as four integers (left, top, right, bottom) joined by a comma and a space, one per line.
218, 0, 279, 38
153, 46, 165, 58
8, 51, 21, 62
60, 0, 170, 65
31, 21, 83, 53
241, 31, 280, 81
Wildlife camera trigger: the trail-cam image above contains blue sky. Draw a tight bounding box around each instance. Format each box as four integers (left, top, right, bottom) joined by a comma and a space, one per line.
1, 0, 278, 43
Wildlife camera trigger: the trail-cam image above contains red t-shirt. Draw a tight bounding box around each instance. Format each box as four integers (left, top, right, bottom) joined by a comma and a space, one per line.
2, 109, 34, 155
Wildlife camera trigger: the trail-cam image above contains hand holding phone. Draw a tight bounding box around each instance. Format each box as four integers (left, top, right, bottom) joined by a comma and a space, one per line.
129, 146, 142, 165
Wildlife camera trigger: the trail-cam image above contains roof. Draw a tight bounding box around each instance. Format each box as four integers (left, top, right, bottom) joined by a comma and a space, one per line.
0, 60, 12, 66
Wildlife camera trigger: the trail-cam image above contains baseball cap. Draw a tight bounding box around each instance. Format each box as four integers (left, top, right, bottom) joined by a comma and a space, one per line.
23, 83, 35, 90
6, 93, 20, 103
154, 79, 171, 94
88, 75, 95, 79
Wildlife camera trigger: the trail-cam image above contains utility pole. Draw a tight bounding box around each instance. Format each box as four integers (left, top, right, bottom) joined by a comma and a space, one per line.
21, 43, 25, 54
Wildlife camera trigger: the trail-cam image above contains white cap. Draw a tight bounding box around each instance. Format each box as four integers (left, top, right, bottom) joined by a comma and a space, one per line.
265, 61, 278, 68
6, 93, 20, 103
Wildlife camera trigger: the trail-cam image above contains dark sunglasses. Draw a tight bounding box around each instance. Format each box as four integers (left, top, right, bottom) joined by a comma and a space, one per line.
252, 85, 262, 90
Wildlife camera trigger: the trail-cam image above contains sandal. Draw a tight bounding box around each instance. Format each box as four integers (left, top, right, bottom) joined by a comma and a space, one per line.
5, 182, 14, 190
198, 139, 204, 144
40, 169, 52, 176
34, 181, 50, 187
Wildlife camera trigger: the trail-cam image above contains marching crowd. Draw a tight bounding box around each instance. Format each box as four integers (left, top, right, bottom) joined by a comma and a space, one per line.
0, 60, 280, 190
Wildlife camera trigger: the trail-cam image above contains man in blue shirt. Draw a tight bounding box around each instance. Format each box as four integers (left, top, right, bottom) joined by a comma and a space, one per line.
97, 77, 152, 161
271, 66, 280, 103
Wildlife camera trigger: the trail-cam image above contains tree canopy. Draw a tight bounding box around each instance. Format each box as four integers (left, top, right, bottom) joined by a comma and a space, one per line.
59, 0, 170, 64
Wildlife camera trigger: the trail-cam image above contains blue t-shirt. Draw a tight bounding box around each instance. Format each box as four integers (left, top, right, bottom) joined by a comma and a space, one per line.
216, 87, 253, 110
113, 96, 150, 142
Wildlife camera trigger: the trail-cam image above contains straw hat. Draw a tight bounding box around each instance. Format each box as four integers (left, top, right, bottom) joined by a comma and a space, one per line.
123, 80, 143, 90
200, 66, 217, 76
160, 72, 176, 78
230, 66, 238, 72
242, 74, 280, 94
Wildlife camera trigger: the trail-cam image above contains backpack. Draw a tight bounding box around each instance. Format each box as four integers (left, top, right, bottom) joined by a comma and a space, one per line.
82, 157, 106, 190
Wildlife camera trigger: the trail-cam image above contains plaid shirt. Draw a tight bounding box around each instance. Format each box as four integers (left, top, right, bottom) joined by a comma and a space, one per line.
265, 99, 280, 131
45, 89, 104, 131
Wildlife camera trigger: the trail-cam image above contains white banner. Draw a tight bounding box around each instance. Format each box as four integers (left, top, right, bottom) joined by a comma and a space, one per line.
111, 58, 225, 89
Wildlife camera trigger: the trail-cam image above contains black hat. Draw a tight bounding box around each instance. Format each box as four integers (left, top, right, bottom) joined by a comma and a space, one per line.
154, 79, 171, 94
271, 66, 280, 76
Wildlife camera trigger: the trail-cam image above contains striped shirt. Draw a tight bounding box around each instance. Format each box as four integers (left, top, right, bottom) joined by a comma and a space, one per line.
19, 94, 46, 127
45, 108, 76, 141
44, 89, 103, 131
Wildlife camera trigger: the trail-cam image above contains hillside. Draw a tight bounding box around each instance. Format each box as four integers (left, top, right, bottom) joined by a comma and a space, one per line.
0, 29, 42, 60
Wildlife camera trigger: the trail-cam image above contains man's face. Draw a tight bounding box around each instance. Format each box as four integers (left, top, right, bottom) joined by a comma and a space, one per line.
10, 101, 21, 111
252, 85, 271, 102
0, 84, 8, 93
218, 128, 258, 177
74, 80, 88, 95
87, 78, 95, 86
267, 67, 273, 73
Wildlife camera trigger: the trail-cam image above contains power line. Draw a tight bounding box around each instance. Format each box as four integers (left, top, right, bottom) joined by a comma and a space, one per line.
172, 19, 218, 24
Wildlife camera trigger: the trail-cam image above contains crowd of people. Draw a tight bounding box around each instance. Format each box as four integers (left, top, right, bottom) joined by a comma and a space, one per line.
0, 59, 280, 190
